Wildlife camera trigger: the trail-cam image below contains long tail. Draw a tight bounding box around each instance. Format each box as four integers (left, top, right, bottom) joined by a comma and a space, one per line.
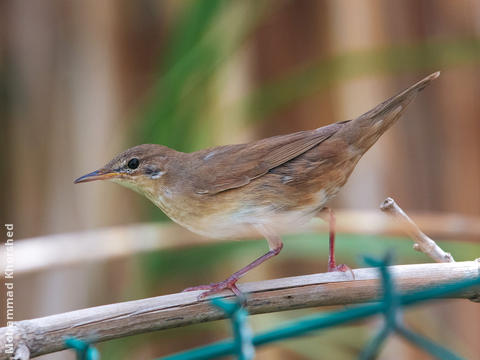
337, 71, 440, 151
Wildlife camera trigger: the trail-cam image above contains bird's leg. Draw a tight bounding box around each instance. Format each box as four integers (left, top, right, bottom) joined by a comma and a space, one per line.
320, 208, 353, 276
326, 208, 339, 271
183, 229, 283, 299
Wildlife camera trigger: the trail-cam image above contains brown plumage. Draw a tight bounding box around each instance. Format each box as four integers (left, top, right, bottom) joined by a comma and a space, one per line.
75, 72, 439, 298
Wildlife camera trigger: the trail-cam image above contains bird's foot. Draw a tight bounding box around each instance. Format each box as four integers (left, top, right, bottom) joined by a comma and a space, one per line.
182, 275, 244, 300
328, 263, 355, 279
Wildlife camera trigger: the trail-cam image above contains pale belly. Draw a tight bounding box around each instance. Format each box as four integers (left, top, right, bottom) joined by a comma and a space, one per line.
176, 187, 338, 239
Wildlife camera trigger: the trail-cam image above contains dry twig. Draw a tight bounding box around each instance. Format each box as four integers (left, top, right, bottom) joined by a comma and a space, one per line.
380, 197, 455, 263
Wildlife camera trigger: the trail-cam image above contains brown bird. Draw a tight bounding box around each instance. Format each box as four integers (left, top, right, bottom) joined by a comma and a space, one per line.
75, 72, 439, 298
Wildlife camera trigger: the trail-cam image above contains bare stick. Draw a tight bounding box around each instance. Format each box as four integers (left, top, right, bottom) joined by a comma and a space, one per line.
380, 198, 455, 263
1, 261, 478, 359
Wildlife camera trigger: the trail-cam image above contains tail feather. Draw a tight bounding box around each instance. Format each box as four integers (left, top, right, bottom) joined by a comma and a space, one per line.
338, 72, 440, 150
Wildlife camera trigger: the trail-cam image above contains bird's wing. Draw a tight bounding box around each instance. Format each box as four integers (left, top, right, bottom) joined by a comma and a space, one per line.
192, 122, 345, 194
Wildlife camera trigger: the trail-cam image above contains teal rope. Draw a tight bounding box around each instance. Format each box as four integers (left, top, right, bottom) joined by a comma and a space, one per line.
359, 255, 398, 360
359, 255, 463, 360
65, 338, 100, 360
396, 326, 462, 360
211, 298, 255, 360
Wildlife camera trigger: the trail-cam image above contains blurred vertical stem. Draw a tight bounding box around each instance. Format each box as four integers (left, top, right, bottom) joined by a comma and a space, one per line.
140, 0, 226, 151
138, 0, 271, 152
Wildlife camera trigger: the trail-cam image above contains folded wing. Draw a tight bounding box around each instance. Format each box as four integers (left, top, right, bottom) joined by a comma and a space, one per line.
192, 122, 346, 194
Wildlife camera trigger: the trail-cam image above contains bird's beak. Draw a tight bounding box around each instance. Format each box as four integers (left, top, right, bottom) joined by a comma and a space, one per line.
74, 169, 121, 184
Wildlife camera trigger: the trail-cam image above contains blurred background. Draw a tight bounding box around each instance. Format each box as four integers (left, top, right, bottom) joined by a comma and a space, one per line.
1, 0, 480, 359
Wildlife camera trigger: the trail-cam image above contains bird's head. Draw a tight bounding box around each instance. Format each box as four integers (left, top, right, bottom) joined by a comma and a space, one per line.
74, 144, 175, 195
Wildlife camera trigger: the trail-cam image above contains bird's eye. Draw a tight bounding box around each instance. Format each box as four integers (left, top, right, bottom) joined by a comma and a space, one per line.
127, 158, 140, 169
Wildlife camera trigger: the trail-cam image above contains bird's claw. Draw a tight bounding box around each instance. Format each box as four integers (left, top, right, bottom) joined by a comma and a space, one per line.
183, 276, 246, 302
328, 263, 355, 279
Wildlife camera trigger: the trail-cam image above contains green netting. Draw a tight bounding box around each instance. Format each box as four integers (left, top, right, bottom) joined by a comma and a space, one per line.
65, 337, 100, 360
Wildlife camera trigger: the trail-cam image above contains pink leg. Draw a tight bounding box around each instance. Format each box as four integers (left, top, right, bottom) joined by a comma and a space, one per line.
325, 208, 354, 277
183, 237, 283, 299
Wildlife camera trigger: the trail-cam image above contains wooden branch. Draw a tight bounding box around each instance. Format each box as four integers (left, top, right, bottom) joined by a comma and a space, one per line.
1, 261, 479, 359
3, 210, 480, 276
380, 198, 455, 263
